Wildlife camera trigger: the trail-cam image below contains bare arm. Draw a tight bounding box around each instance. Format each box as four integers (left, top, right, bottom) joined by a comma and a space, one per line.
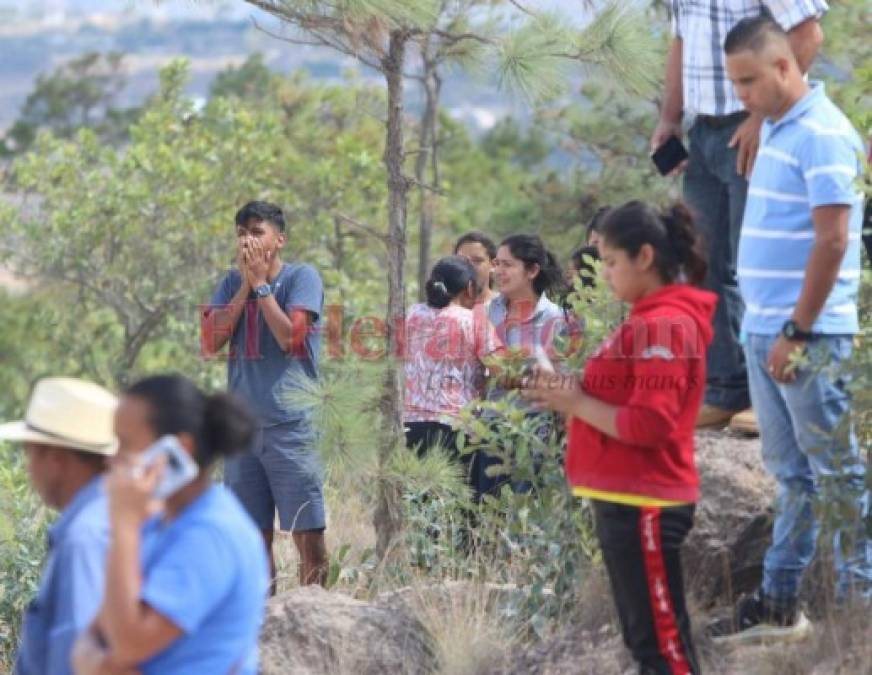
96, 459, 182, 666
787, 18, 824, 74
201, 239, 251, 356
792, 205, 851, 331
520, 375, 620, 440
257, 297, 312, 354
766, 204, 850, 383
569, 392, 620, 439
651, 37, 684, 150
200, 281, 250, 356
97, 528, 181, 664
244, 238, 313, 354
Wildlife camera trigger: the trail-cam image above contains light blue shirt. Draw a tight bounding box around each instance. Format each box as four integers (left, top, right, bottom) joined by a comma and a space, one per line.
485, 293, 567, 414
737, 82, 865, 336
138, 485, 268, 675
16, 477, 109, 675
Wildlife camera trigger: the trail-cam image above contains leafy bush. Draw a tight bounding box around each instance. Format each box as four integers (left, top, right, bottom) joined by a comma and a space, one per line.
0, 444, 49, 670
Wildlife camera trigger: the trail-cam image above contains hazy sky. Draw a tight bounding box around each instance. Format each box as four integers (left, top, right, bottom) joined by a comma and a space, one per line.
3, 0, 588, 22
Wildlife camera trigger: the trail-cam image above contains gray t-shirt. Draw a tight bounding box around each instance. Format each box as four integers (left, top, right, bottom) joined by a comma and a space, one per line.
210, 262, 323, 427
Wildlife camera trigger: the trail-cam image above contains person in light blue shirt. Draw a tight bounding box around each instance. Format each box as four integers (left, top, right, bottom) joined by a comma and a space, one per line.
471, 234, 572, 499
72, 375, 268, 675
709, 15, 871, 645
0, 377, 118, 675
736, 85, 863, 334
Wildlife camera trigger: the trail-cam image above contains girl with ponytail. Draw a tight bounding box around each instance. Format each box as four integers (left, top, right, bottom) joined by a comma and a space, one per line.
73, 375, 268, 675
405, 256, 501, 465
523, 201, 716, 675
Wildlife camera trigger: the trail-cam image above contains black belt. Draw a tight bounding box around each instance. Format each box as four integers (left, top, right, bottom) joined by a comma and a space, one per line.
696, 110, 749, 129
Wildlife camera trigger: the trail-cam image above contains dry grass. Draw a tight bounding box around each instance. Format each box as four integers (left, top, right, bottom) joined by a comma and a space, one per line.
701, 606, 872, 675
408, 581, 523, 675
323, 478, 377, 558
273, 473, 377, 595
267, 460, 872, 675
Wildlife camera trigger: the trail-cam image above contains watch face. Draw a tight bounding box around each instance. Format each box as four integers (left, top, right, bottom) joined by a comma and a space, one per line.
784, 322, 796, 338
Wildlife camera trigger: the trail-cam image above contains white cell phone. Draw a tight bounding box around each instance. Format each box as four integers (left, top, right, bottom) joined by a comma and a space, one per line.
139, 435, 200, 499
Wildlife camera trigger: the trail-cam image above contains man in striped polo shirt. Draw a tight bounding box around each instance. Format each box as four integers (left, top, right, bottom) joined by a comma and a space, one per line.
710, 15, 871, 644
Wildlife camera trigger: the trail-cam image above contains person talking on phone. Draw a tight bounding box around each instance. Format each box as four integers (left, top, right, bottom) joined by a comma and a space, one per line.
652, 1, 827, 435
71, 375, 268, 675
523, 201, 716, 674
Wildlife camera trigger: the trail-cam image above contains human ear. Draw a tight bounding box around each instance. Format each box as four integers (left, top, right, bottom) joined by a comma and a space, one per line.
526, 263, 541, 281
637, 243, 656, 271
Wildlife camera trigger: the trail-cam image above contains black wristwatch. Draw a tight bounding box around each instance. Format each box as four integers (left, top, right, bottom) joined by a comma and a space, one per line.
254, 283, 272, 299
781, 319, 814, 342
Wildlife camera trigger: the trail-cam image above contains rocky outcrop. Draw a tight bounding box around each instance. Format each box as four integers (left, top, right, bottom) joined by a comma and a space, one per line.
487, 625, 628, 675
683, 431, 775, 606
259, 585, 438, 675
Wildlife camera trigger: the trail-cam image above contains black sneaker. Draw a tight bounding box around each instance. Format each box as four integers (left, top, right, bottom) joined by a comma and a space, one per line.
707, 589, 811, 645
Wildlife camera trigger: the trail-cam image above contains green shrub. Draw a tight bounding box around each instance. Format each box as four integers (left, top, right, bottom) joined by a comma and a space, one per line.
0, 443, 49, 670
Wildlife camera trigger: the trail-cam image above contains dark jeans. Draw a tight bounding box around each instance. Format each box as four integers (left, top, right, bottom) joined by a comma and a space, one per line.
863, 197, 871, 263
684, 117, 751, 411
405, 421, 460, 458
405, 421, 474, 484
468, 414, 553, 501
405, 421, 476, 552
594, 500, 700, 675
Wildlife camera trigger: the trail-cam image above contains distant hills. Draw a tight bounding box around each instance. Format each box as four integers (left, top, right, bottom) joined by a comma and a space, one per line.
0, 2, 543, 134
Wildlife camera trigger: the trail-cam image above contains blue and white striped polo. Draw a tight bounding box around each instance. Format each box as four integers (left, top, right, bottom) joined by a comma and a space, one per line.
737, 82, 865, 336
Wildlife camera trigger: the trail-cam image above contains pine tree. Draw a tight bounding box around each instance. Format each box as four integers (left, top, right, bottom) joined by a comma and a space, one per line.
244, 0, 659, 559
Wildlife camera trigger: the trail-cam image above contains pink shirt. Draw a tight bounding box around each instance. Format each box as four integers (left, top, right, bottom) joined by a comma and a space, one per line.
404, 303, 499, 424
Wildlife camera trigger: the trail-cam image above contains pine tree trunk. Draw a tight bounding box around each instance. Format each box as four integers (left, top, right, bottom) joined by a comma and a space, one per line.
374, 29, 410, 562
415, 54, 441, 302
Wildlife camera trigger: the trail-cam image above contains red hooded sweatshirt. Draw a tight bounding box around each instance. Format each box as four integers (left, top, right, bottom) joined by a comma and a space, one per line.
565, 284, 716, 505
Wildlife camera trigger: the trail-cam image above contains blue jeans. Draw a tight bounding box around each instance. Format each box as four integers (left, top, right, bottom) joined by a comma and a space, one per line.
745, 334, 872, 602
684, 119, 751, 411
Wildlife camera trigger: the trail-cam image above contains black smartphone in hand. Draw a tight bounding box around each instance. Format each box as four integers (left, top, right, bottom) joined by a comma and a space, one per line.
651, 135, 689, 175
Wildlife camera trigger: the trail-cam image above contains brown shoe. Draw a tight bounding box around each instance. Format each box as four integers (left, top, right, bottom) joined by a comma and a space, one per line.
696, 404, 738, 430
729, 408, 759, 437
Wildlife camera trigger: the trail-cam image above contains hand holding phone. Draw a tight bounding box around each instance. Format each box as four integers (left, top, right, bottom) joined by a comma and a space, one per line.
138, 435, 199, 499
651, 135, 689, 176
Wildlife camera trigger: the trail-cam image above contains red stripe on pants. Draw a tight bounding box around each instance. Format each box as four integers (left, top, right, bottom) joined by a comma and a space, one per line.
639, 507, 691, 675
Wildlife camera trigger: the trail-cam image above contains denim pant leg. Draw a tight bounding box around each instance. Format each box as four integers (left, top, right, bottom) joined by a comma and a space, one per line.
747, 334, 872, 601
779, 337, 872, 600
746, 334, 817, 601
684, 120, 750, 411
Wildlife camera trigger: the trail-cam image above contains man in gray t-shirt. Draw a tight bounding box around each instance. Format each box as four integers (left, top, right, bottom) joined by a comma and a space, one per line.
202, 200, 327, 590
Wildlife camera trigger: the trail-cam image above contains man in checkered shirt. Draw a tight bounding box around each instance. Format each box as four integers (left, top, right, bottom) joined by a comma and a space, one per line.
651, 1, 828, 434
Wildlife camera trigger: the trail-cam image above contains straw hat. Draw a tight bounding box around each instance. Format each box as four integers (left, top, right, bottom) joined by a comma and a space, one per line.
0, 377, 118, 455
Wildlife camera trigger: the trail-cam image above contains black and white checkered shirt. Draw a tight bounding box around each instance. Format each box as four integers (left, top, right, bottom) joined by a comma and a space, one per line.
671, 0, 829, 117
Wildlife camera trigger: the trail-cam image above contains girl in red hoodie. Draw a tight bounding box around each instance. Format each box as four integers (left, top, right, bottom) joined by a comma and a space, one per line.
524, 201, 716, 675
